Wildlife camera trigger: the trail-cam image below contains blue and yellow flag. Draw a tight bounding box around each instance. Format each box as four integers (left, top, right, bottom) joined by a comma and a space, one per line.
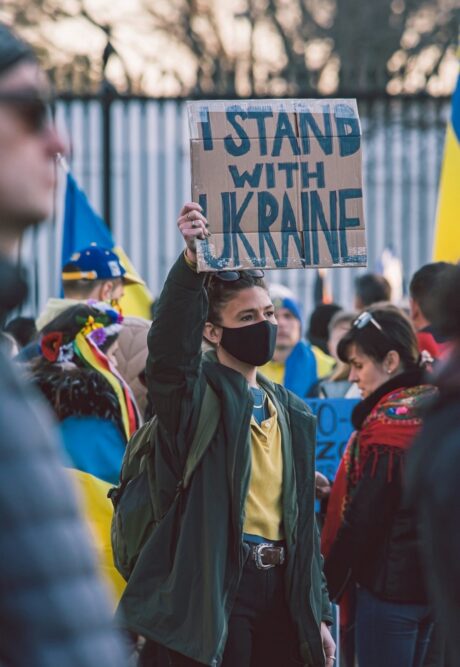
433, 71, 460, 262
59, 416, 127, 604
60, 171, 153, 603
62, 172, 153, 317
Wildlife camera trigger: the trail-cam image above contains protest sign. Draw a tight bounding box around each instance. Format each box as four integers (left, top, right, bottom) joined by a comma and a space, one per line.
305, 397, 359, 482
187, 99, 367, 272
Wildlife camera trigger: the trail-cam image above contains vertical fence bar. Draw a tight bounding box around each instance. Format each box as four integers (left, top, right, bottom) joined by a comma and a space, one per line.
102, 91, 112, 229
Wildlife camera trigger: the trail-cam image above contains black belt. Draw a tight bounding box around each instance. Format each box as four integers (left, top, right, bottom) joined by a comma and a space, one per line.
246, 542, 286, 570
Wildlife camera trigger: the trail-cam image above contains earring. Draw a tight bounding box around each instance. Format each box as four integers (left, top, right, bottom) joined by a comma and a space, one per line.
387, 368, 392, 375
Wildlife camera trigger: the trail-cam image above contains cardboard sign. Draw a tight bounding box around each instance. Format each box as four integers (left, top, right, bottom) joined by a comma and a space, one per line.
305, 398, 359, 482
187, 99, 367, 272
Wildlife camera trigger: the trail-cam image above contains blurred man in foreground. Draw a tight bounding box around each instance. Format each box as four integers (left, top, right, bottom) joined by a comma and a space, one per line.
0, 23, 125, 667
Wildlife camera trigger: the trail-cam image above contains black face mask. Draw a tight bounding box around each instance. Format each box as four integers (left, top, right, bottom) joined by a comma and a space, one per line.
220, 320, 278, 367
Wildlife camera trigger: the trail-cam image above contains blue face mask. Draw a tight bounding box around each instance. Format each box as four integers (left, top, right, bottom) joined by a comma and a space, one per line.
220, 320, 278, 367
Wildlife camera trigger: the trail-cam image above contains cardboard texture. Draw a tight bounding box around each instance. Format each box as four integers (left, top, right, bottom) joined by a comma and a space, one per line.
187, 99, 367, 272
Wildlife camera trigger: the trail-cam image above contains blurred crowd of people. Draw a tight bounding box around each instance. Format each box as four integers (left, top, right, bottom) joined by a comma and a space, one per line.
1, 21, 460, 667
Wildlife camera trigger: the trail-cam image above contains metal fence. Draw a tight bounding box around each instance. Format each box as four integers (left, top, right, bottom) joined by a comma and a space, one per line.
20, 95, 450, 318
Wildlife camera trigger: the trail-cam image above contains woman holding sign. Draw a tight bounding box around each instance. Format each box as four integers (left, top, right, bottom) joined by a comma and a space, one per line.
322, 306, 436, 667
117, 202, 335, 667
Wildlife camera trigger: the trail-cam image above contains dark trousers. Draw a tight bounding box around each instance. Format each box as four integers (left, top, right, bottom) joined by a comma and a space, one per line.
157, 549, 303, 667
355, 586, 433, 667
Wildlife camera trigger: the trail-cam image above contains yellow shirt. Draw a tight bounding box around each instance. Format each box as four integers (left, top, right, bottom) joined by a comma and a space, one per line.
243, 397, 284, 541
259, 360, 285, 386
312, 345, 336, 379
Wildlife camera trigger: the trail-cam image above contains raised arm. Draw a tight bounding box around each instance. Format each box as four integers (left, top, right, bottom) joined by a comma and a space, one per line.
146, 202, 210, 433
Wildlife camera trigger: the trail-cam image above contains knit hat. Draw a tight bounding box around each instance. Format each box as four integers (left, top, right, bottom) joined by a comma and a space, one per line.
0, 24, 36, 77
269, 284, 303, 323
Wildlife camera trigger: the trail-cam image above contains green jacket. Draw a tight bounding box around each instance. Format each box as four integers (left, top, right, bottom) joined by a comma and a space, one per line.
118, 253, 332, 666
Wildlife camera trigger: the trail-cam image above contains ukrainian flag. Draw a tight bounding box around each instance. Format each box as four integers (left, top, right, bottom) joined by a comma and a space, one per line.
72, 469, 126, 603
62, 171, 153, 318
433, 71, 460, 262
59, 415, 127, 605
59, 170, 151, 603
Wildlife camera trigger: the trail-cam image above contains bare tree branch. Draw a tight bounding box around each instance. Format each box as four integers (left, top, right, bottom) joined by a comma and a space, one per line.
4, 0, 457, 95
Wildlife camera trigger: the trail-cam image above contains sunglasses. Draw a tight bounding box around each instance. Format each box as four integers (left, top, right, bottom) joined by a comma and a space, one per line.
213, 269, 265, 282
0, 91, 53, 134
205, 269, 265, 290
353, 311, 384, 332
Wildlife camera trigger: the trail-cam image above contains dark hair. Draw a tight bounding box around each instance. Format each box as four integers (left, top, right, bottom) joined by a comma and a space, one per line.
429, 263, 460, 339
307, 303, 342, 353
328, 310, 357, 337
4, 316, 37, 348
337, 305, 419, 370
41, 303, 121, 354
0, 24, 37, 77
41, 304, 100, 341
206, 273, 268, 325
355, 273, 391, 307
409, 262, 452, 323
62, 261, 109, 298
63, 279, 104, 299
31, 364, 123, 434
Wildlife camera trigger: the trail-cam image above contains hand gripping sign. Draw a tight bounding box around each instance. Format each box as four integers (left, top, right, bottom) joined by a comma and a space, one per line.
187, 99, 367, 272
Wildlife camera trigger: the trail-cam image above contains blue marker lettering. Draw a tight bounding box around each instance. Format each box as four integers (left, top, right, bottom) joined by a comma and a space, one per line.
298, 107, 332, 156
272, 113, 300, 157
224, 111, 250, 156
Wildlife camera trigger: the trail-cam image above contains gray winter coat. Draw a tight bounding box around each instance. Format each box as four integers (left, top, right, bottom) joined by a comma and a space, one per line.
0, 256, 126, 667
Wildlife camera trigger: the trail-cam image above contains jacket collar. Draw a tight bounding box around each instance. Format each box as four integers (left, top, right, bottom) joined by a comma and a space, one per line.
0, 254, 28, 325
352, 367, 425, 430
429, 348, 460, 402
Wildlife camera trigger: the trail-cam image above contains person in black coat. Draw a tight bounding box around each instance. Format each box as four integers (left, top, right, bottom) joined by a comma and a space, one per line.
0, 23, 126, 667
406, 262, 460, 667
322, 305, 437, 667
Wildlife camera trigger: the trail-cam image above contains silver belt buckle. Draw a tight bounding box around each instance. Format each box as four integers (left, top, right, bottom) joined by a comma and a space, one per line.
254, 542, 285, 570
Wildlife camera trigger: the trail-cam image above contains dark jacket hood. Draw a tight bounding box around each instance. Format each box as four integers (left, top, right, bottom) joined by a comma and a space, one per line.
0, 255, 28, 325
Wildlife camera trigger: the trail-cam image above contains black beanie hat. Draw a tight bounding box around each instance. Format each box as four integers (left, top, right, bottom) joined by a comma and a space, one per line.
0, 23, 36, 77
